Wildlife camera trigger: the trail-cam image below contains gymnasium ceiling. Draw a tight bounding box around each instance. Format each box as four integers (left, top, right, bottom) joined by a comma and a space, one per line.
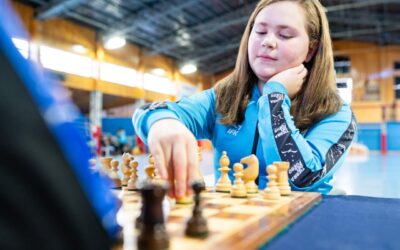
18, 0, 400, 75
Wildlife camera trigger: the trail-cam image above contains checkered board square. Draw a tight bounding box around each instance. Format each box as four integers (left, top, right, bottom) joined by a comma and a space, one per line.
112, 187, 321, 250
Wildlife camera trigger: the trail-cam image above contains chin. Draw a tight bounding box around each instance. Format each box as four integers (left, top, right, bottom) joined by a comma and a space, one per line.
256, 71, 275, 81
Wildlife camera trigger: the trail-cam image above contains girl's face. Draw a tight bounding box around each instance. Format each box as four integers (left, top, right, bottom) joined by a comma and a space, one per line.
248, 1, 312, 83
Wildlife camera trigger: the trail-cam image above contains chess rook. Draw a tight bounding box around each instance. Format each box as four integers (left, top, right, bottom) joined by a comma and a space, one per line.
274, 161, 292, 196
137, 182, 169, 250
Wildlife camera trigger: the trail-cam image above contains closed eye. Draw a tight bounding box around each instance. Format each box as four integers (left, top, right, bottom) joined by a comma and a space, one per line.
279, 34, 293, 39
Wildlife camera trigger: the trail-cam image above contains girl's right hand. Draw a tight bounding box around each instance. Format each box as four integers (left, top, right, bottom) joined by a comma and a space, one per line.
267, 64, 307, 98
147, 119, 198, 198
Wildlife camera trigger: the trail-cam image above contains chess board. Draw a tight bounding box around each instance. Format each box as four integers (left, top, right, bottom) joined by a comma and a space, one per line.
112, 187, 321, 250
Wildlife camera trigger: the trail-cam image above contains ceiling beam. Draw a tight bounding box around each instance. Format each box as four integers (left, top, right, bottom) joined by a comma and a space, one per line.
104, 0, 199, 38
325, 0, 400, 12
201, 55, 236, 74
65, 11, 108, 29
36, 0, 87, 20
328, 11, 400, 27
331, 24, 400, 38
149, 2, 254, 55
180, 37, 241, 63
65, 12, 153, 48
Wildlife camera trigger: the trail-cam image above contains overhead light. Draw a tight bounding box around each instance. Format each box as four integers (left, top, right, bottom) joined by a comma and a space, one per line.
72, 44, 87, 54
150, 68, 166, 76
180, 63, 197, 74
104, 36, 126, 50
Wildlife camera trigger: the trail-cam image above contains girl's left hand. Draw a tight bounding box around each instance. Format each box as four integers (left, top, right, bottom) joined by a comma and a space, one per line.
267, 64, 307, 98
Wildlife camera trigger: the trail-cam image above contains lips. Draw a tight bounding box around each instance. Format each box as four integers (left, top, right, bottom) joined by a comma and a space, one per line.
257, 55, 277, 61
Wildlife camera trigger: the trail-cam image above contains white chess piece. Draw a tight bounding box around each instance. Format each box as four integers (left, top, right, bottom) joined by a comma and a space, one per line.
216, 151, 232, 192
262, 164, 281, 200
274, 161, 292, 196
231, 163, 247, 198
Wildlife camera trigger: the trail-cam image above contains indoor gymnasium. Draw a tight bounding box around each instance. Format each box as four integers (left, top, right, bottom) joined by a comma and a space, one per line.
1, 0, 400, 249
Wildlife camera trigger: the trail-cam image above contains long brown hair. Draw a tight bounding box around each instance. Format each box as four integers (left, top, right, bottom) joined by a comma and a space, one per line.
215, 0, 342, 131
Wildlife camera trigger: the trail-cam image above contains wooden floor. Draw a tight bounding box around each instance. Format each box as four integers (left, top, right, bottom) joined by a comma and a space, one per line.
331, 153, 400, 198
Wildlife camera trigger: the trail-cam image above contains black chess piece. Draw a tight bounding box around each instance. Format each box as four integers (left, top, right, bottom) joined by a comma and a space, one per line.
185, 181, 209, 238
137, 182, 169, 250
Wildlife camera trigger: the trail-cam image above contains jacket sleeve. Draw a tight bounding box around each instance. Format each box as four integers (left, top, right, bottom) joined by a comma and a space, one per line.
132, 88, 216, 144
257, 81, 357, 190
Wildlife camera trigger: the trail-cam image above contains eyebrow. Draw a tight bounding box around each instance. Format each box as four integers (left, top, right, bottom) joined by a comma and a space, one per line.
255, 22, 295, 30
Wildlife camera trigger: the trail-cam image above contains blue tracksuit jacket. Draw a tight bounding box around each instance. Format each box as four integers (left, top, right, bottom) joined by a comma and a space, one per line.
133, 82, 356, 194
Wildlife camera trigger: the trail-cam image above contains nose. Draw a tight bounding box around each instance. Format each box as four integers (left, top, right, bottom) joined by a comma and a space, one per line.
261, 33, 277, 49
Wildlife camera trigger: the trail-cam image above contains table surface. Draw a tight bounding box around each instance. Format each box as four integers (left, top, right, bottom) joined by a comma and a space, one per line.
262, 195, 400, 250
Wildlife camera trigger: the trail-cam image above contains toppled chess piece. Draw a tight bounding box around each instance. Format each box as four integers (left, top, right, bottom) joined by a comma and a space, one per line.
185, 181, 209, 238
176, 195, 193, 205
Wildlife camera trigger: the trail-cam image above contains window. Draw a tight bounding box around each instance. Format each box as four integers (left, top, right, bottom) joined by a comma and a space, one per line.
143, 73, 176, 95
177, 82, 197, 99
395, 77, 400, 99
334, 56, 350, 74
100, 62, 139, 87
394, 61, 400, 70
40, 45, 93, 77
336, 77, 353, 103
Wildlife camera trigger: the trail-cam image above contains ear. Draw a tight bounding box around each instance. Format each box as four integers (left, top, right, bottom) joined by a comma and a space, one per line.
305, 41, 319, 62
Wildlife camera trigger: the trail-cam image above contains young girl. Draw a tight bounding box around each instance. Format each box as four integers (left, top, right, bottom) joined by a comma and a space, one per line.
133, 0, 356, 198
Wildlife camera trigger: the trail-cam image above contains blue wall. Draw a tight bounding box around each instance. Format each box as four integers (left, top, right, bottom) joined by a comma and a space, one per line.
357, 123, 381, 150
387, 122, 400, 151
102, 118, 135, 136
357, 122, 400, 151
